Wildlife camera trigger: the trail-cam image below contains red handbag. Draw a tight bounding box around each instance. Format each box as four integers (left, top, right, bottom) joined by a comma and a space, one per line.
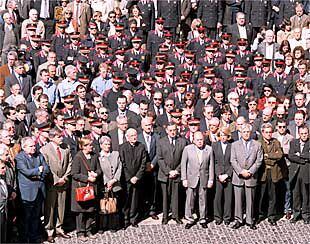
75, 156, 95, 202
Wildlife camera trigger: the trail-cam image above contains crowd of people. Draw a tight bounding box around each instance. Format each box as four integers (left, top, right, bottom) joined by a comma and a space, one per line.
0, 0, 309, 243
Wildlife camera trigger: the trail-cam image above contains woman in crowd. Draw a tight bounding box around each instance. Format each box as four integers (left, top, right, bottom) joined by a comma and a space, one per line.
187, 18, 202, 41
284, 53, 298, 76
182, 92, 195, 115
71, 137, 101, 242
292, 46, 306, 68
98, 136, 122, 233
258, 84, 275, 110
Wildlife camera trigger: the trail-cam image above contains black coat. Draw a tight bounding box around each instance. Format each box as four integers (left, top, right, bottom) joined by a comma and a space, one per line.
0, 23, 20, 50
244, 0, 271, 27
197, 0, 224, 28
157, 136, 187, 183
71, 151, 102, 212
212, 141, 233, 180
157, 0, 181, 28
119, 141, 147, 182
288, 139, 310, 184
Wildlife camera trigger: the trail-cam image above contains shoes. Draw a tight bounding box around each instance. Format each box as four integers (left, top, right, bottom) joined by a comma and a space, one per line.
47, 236, 55, 243
131, 223, 139, 228
215, 220, 222, 225
285, 212, 292, 220
248, 224, 257, 230
110, 229, 117, 233
224, 221, 230, 226
162, 219, 168, 225
88, 234, 97, 239
56, 232, 71, 239
173, 218, 183, 224
185, 222, 195, 229
78, 236, 88, 242
303, 219, 310, 224
123, 223, 130, 230
151, 214, 159, 220
268, 219, 277, 226
200, 223, 208, 229
231, 221, 242, 229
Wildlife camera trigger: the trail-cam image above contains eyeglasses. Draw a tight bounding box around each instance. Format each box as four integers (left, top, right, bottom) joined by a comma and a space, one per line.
277, 114, 285, 116
278, 125, 286, 128
154, 98, 162, 100
264, 89, 272, 92
100, 112, 108, 114
165, 104, 173, 106
109, 16, 116, 18
157, 23, 163, 25
248, 103, 257, 106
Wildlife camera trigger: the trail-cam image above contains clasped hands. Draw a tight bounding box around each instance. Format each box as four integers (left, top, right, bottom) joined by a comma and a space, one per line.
87, 171, 98, 183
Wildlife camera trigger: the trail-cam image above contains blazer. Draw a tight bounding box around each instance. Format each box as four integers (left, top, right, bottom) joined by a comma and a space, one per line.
40, 142, 72, 189
137, 132, 160, 167
230, 139, 263, 187
66, 2, 92, 35
257, 42, 280, 60
288, 139, 310, 184
157, 136, 187, 183
71, 151, 101, 212
0, 64, 10, 90
119, 141, 147, 182
181, 144, 214, 188
99, 151, 122, 192
4, 73, 32, 102
0, 23, 20, 50
15, 151, 50, 202
227, 23, 252, 44
212, 141, 233, 180
108, 128, 123, 152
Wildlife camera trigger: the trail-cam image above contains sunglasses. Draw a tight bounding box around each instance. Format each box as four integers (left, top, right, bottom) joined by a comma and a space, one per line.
264, 89, 272, 92
100, 112, 108, 114
278, 125, 286, 128
248, 103, 257, 106
165, 104, 173, 106
154, 98, 162, 100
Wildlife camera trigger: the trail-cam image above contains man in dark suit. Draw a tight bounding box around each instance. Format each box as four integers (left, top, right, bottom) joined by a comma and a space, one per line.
4, 60, 32, 102
0, 153, 9, 243
62, 117, 78, 158
288, 125, 310, 224
15, 137, 50, 243
138, 117, 160, 220
119, 128, 147, 228
212, 127, 233, 226
146, 17, 165, 61
157, 122, 187, 225
109, 95, 139, 129
157, 0, 181, 40
197, 0, 223, 40
108, 115, 129, 152
227, 12, 252, 45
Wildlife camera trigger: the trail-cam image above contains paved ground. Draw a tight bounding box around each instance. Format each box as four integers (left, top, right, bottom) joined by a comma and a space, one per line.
47, 215, 310, 244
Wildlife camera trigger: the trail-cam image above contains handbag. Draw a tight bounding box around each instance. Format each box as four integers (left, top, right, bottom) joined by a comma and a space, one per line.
75, 156, 95, 202
100, 191, 117, 214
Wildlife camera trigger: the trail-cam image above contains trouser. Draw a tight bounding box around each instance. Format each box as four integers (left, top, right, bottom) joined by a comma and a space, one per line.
143, 172, 158, 216
76, 212, 94, 237
44, 189, 66, 236
161, 179, 180, 220
123, 182, 140, 225
291, 172, 304, 219
302, 183, 310, 221
185, 181, 207, 223
20, 190, 44, 243
42, 19, 55, 39
234, 185, 255, 225
284, 179, 292, 213
0, 208, 7, 243
259, 170, 277, 220
214, 180, 233, 222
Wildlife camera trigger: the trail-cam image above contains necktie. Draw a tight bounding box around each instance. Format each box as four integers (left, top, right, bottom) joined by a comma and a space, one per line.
56, 146, 62, 161
146, 135, 151, 152
171, 138, 175, 147
19, 75, 23, 86
75, 3, 80, 24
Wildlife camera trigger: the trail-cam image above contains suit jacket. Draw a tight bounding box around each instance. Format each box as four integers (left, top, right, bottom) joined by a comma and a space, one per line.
119, 141, 147, 182
257, 42, 279, 60
181, 0, 192, 26
290, 14, 310, 30
62, 134, 78, 158
15, 151, 50, 201
288, 139, 310, 183
137, 132, 160, 167
0, 178, 8, 213
244, 0, 271, 27
99, 151, 122, 192
212, 141, 233, 180
0, 64, 11, 90
0, 23, 20, 50
181, 144, 214, 188
66, 2, 92, 35
108, 128, 124, 152
227, 23, 252, 44
40, 142, 72, 189
231, 139, 263, 187
157, 136, 187, 183
109, 109, 139, 129
4, 73, 32, 102
157, 0, 181, 28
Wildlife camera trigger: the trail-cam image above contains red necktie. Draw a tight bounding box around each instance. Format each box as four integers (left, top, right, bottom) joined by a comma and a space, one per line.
56, 147, 62, 161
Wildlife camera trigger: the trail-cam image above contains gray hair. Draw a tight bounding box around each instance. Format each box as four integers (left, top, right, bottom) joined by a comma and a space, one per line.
125, 128, 137, 137
228, 92, 239, 102
99, 136, 111, 145
2, 120, 14, 130
21, 137, 35, 150
7, 50, 17, 59
64, 65, 76, 76
116, 115, 127, 123
261, 122, 273, 132
0, 130, 9, 140
241, 123, 252, 132
0, 144, 9, 157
